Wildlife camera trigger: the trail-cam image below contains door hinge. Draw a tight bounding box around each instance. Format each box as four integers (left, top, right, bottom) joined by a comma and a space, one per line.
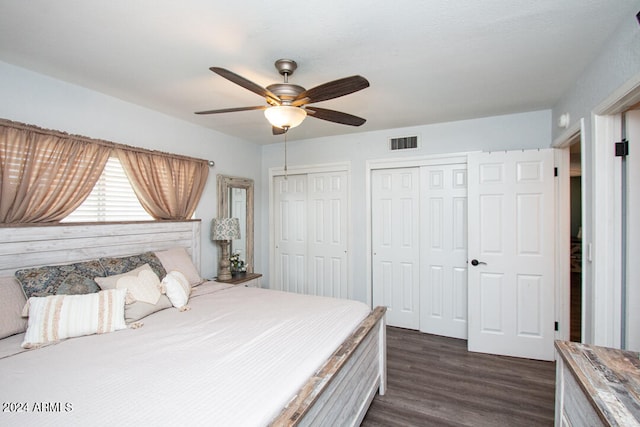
554, 167, 558, 177
554, 321, 559, 332
615, 139, 629, 157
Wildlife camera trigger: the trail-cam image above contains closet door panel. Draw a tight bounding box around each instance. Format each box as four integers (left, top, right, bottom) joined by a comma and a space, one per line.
372, 168, 420, 329
420, 164, 468, 339
307, 172, 348, 298
274, 175, 308, 293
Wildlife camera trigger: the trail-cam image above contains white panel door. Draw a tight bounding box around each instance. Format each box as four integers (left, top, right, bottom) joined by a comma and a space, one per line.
307, 172, 348, 298
273, 174, 307, 294
468, 149, 555, 361
372, 168, 420, 329
420, 164, 468, 339
626, 110, 640, 351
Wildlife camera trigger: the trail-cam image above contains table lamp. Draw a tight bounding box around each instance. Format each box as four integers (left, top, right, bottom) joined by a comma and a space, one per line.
211, 217, 241, 281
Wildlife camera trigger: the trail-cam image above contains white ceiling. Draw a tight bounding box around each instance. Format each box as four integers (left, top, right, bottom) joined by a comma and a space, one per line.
0, 1, 637, 144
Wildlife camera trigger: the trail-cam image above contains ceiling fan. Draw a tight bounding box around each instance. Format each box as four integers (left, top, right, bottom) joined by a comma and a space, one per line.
195, 59, 369, 135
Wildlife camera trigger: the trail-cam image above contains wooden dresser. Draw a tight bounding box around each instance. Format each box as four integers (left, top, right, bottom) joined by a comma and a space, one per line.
555, 341, 640, 426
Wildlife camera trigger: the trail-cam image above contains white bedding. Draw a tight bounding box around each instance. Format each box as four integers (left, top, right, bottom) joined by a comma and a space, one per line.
0, 282, 371, 427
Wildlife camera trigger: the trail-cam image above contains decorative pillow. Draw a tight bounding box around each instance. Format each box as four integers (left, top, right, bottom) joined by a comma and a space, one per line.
162, 271, 191, 309
155, 247, 203, 286
95, 264, 161, 304
0, 276, 28, 339
99, 252, 166, 280
15, 260, 106, 298
21, 288, 127, 348
116, 269, 162, 305
95, 264, 170, 323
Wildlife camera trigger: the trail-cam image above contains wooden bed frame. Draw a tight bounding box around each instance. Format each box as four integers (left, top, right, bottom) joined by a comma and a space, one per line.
0, 220, 386, 426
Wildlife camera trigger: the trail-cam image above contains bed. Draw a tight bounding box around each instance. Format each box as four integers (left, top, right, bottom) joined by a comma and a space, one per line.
0, 220, 386, 426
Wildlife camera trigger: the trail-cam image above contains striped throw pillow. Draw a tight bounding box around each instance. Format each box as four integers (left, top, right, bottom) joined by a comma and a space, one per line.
21, 288, 127, 348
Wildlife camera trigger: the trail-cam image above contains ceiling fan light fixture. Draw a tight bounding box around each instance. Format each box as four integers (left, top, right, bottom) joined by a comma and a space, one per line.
264, 105, 307, 129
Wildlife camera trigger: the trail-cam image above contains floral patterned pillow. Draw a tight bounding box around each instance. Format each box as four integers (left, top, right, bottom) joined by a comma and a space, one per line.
99, 252, 167, 280
15, 260, 106, 298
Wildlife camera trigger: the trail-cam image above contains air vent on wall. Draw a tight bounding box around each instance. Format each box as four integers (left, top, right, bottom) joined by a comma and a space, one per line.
389, 135, 418, 150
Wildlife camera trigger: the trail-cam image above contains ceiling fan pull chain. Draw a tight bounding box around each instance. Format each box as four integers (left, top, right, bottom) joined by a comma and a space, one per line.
284, 127, 289, 180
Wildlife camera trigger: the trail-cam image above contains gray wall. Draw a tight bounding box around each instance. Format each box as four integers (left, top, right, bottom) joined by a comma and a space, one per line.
261, 110, 552, 302
0, 60, 264, 280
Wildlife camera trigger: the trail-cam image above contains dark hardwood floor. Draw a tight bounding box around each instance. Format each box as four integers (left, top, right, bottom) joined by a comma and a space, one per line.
361, 327, 556, 427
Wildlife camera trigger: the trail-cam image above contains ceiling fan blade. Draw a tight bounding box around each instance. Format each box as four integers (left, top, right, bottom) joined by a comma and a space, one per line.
306, 106, 366, 126
210, 67, 281, 104
291, 97, 310, 107
195, 106, 267, 115
272, 126, 287, 135
295, 75, 369, 104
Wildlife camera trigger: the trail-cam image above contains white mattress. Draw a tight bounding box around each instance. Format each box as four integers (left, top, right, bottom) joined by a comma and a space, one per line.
0, 283, 371, 426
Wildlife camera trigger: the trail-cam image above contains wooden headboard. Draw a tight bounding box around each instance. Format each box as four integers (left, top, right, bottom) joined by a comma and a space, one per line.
0, 220, 201, 277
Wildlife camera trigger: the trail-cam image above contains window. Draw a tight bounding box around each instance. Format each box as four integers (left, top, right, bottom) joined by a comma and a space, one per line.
63, 156, 152, 222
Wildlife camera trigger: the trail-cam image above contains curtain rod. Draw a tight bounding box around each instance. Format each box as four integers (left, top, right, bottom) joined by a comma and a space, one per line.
0, 118, 212, 165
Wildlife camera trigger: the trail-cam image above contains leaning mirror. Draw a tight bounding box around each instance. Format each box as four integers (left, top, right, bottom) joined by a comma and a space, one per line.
217, 175, 254, 273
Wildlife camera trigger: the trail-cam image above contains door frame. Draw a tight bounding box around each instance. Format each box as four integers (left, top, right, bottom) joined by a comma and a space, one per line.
365, 153, 470, 308
552, 119, 584, 343
268, 162, 352, 296
592, 113, 623, 347
580, 71, 640, 347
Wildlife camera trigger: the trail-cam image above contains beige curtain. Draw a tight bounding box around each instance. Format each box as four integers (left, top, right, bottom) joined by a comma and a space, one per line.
115, 148, 208, 220
0, 125, 111, 223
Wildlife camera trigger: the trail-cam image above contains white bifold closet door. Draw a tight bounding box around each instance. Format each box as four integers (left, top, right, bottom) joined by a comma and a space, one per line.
371, 164, 468, 334
273, 172, 348, 298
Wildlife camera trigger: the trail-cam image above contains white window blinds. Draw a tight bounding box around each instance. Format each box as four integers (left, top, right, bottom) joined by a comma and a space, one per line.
63, 156, 152, 222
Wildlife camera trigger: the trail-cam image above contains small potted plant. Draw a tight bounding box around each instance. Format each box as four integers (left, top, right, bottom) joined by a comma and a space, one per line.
229, 250, 246, 275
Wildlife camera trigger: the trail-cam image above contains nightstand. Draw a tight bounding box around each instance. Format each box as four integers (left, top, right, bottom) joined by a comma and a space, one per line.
216, 273, 262, 288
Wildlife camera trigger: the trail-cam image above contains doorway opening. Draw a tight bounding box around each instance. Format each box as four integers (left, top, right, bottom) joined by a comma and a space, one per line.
568, 135, 582, 342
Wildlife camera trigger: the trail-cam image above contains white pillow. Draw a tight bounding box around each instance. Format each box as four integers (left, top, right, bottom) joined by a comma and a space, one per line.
21, 288, 127, 348
162, 271, 191, 309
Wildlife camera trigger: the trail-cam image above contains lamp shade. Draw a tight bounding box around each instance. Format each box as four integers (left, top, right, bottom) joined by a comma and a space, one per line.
211, 217, 241, 241
264, 105, 307, 129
